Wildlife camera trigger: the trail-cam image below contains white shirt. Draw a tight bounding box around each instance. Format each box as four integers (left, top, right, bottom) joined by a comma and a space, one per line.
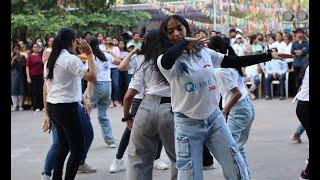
245, 65, 259, 78
265, 59, 288, 75
99, 44, 106, 53
293, 66, 309, 102
46, 49, 87, 104
128, 54, 145, 99
272, 41, 286, 53
215, 68, 248, 108
130, 59, 170, 97
283, 42, 293, 63
87, 53, 113, 82
232, 43, 245, 56
157, 47, 225, 119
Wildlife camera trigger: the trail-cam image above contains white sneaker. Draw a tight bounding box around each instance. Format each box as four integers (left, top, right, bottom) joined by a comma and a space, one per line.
109, 159, 126, 173
19, 106, 24, 111
35, 108, 41, 112
41, 174, 51, 180
11, 106, 16, 112
153, 159, 169, 170
106, 143, 117, 148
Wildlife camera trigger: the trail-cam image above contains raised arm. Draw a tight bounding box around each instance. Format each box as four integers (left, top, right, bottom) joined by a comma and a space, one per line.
119, 48, 139, 71
160, 39, 189, 70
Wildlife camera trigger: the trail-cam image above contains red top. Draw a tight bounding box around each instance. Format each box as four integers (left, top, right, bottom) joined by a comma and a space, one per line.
26, 53, 44, 76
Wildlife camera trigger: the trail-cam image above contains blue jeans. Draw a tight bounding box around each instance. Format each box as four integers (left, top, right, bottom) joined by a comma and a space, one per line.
90, 81, 115, 144
42, 122, 59, 176
42, 104, 93, 176
78, 104, 94, 165
227, 96, 255, 176
264, 73, 286, 97
111, 68, 120, 101
295, 124, 305, 137
174, 109, 249, 180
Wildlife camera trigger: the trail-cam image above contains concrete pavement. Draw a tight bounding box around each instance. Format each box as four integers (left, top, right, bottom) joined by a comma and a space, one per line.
11, 98, 308, 180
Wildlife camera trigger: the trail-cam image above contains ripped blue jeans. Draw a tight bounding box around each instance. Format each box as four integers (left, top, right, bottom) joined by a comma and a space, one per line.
174, 108, 249, 180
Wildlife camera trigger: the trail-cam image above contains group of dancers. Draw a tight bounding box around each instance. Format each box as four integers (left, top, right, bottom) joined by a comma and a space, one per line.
41, 15, 307, 180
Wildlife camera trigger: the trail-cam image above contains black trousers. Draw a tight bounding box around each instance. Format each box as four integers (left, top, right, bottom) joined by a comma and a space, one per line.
48, 102, 84, 180
119, 70, 129, 102
296, 100, 309, 175
30, 75, 43, 110
116, 98, 163, 160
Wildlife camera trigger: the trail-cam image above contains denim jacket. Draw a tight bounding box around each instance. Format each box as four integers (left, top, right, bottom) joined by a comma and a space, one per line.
291, 40, 309, 67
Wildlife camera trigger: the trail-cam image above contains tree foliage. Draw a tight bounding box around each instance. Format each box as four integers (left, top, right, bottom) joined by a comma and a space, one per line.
11, 0, 151, 41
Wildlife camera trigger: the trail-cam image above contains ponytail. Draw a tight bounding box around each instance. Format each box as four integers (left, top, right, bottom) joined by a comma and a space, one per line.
46, 28, 76, 80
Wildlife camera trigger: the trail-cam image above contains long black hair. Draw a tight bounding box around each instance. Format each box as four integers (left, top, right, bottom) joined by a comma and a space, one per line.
208, 36, 244, 77
159, 15, 192, 51
87, 36, 107, 62
46, 28, 76, 80
136, 29, 167, 84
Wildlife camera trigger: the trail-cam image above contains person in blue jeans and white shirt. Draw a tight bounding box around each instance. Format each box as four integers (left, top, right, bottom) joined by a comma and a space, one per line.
85, 37, 121, 148
209, 36, 255, 178
157, 15, 293, 180
41, 47, 96, 179
264, 48, 288, 100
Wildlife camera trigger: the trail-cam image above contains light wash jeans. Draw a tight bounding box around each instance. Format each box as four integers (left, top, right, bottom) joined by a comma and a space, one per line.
90, 81, 115, 144
127, 95, 177, 180
227, 95, 255, 177
174, 108, 249, 180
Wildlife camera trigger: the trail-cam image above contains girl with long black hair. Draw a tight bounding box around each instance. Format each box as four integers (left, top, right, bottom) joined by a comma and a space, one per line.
84, 36, 118, 148
45, 27, 96, 180
156, 15, 293, 180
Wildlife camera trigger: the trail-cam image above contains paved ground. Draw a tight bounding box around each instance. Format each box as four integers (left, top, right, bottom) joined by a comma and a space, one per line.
11, 98, 308, 180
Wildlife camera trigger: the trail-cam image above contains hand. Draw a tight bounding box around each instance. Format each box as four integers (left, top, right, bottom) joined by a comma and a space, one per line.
76, 39, 92, 55
132, 48, 140, 54
271, 52, 294, 60
295, 50, 303, 56
126, 119, 134, 130
83, 98, 92, 115
290, 66, 294, 72
184, 36, 209, 53
27, 77, 31, 84
42, 115, 51, 133
273, 72, 279, 79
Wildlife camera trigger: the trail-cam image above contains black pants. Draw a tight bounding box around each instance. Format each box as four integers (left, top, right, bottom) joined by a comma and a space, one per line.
296, 100, 309, 175
48, 102, 84, 180
30, 75, 43, 110
119, 70, 129, 102
116, 98, 163, 160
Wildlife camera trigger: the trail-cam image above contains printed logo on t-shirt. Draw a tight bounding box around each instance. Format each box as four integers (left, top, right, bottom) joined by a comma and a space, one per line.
185, 80, 215, 92
103, 62, 109, 71
203, 64, 211, 68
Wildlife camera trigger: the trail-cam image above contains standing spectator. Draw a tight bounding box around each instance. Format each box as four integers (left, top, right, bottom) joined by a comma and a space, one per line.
266, 34, 276, 50
18, 40, 28, 59
229, 28, 236, 45
126, 32, 142, 49
210, 30, 218, 37
26, 43, 44, 111
232, 34, 245, 56
118, 39, 129, 102
36, 37, 45, 52
273, 32, 286, 53
283, 34, 293, 66
106, 36, 122, 107
291, 28, 309, 93
112, 38, 119, 46
42, 36, 54, 64
11, 46, 26, 111
83, 31, 92, 42
264, 48, 289, 100
96, 33, 106, 53
125, 42, 136, 83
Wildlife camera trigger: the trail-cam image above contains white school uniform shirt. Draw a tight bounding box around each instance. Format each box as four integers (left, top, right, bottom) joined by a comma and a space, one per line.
272, 41, 286, 53
128, 54, 145, 99
99, 44, 106, 53
283, 42, 293, 63
46, 49, 87, 104
292, 66, 309, 102
86, 53, 113, 82
215, 68, 248, 108
157, 47, 224, 120
265, 59, 288, 75
232, 43, 245, 56
129, 59, 170, 97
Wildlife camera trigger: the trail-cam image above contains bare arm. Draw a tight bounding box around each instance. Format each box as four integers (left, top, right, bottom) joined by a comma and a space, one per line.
123, 88, 138, 130
221, 87, 242, 117
118, 48, 138, 71
42, 82, 51, 133
26, 66, 31, 84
